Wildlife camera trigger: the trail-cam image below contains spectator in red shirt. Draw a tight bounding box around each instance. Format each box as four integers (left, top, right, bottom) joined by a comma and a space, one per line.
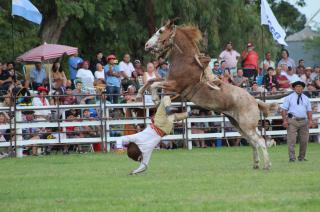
275, 66, 290, 90
241, 42, 259, 81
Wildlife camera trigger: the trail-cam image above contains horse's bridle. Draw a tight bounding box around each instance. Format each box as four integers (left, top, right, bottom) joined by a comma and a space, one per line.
154, 25, 182, 59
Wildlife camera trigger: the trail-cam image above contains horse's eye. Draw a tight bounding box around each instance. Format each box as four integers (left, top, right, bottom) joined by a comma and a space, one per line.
159, 29, 163, 34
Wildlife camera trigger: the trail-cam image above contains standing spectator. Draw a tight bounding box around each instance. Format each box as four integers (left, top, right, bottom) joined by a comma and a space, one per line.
119, 53, 135, 91
104, 54, 121, 104
278, 49, 296, 73
134, 60, 144, 76
300, 67, 313, 86
32, 86, 51, 120
296, 59, 305, 76
51, 62, 67, 89
260, 52, 275, 75
94, 63, 105, 81
281, 81, 312, 162
0, 62, 13, 95
30, 62, 48, 90
76, 61, 95, 92
90, 50, 105, 73
157, 61, 169, 79
241, 42, 259, 81
218, 41, 240, 76
68, 53, 83, 87
233, 68, 249, 88
263, 67, 278, 91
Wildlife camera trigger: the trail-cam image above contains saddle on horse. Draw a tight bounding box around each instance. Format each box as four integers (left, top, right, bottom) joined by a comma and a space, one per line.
194, 54, 221, 90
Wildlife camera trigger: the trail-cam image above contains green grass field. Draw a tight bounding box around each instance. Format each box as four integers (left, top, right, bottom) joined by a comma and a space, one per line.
1, 144, 320, 211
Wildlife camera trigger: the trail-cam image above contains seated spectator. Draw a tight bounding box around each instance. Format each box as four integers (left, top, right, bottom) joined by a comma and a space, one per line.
0, 112, 10, 142
134, 59, 144, 76
51, 62, 67, 88
311, 65, 319, 80
304, 82, 318, 98
61, 86, 77, 105
263, 67, 278, 91
143, 62, 161, 85
221, 69, 234, 84
281, 65, 300, 83
130, 71, 142, 91
300, 67, 313, 86
212, 61, 223, 78
76, 61, 95, 92
81, 109, 99, 138
104, 54, 121, 104
22, 110, 40, 156
268, 85, 278, 95
30, 62, 48, 90
233, 68, 249, 88
65, 110, 82, 153
255, 68, 264, 86
32, 86, 51, 120
277, 49, 296, 73
275, 66, 290, 90
122, 85, 136, 103
157, 61, 169, 79
0, 62, 13, 95
251, 81, 266, 95
72, 81, 94, 104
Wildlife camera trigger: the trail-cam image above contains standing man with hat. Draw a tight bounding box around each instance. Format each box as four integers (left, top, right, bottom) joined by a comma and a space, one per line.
241, 42, 259, 82
281, 80, 312, 162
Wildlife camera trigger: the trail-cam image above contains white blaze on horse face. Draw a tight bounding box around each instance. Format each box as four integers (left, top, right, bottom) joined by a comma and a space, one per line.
145, 26, 165, 51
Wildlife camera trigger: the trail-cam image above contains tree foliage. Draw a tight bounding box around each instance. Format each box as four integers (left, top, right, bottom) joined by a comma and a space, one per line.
0, 0, 306, 63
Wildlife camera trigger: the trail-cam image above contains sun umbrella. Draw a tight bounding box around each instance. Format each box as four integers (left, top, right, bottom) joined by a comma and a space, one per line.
16, 42, 78, 62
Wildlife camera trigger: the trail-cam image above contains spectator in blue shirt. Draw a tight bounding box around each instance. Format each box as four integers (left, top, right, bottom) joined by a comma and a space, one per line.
212, 61, 223, 77
104, 54, 121, 103
30, 62, 47, 90
157, 61, 169, 79
68, 53, 83, 85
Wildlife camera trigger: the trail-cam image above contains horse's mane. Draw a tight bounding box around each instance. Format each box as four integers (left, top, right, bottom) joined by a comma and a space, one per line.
177, 25, 202, 44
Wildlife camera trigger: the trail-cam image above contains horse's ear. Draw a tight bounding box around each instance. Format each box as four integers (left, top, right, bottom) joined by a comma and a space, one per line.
165, 17, 180, 29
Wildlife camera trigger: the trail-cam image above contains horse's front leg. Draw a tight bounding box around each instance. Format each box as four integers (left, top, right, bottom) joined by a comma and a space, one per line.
150, 80, 178, 105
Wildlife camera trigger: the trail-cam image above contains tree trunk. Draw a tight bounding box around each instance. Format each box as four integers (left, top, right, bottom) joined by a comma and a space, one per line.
145, 0, 156, 37
39, 13, 68, 44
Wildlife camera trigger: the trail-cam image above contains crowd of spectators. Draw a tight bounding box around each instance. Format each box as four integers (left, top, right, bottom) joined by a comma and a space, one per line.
0, 41, 319, 157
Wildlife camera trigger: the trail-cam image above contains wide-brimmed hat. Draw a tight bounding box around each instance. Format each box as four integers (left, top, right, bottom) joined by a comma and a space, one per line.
291, 81, 305, 88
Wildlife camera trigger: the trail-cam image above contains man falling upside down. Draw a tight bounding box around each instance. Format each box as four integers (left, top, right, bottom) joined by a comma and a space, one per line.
116, 92, 190, 175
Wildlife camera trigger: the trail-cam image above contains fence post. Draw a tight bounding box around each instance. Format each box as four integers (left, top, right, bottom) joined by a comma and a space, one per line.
186, 104, 192, 150
15, 110, 23, 158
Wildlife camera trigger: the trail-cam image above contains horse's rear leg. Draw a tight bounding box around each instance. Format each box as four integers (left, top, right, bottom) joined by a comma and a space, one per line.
246, 130, 271, 170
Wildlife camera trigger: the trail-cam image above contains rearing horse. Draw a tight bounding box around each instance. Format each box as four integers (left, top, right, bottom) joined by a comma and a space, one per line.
142, 20, 278, 170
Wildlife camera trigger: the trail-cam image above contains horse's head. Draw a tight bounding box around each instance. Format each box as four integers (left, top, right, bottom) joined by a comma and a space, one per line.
145, 19, 178, 56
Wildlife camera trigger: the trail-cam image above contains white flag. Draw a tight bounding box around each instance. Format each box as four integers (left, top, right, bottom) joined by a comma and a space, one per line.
261, 0, 287, 46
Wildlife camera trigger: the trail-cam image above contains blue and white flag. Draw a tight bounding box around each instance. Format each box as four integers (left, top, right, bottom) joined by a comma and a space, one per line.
261, 0, 287, 46
12, 0, 42, 25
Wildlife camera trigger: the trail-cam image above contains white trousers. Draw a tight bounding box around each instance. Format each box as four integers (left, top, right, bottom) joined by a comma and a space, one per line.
116, 126, 161, 166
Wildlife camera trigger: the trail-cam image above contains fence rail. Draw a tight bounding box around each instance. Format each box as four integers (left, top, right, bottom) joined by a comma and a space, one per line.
0, 94, 320, 156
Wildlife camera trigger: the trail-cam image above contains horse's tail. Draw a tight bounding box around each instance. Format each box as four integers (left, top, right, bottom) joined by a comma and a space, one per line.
257, 100, 278, 117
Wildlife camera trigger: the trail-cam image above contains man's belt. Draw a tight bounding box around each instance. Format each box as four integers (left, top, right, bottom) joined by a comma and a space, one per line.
290, 117, 306, 121
150, 123, 166, 137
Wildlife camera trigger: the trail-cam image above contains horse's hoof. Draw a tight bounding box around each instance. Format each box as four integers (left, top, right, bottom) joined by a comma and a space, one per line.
253, 165, 260, 169
263, 167, 271, 171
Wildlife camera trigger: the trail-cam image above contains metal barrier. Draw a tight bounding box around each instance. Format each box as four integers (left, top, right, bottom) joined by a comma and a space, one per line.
0, 93, 319, 157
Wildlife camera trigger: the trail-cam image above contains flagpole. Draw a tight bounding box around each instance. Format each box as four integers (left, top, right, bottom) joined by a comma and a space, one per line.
11, 16, 15, 60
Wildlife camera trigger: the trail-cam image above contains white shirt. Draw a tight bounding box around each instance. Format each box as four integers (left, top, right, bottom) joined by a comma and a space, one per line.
76, 68, 95, 89
32, 97, 51, 116
281, 71, 301, 83
119, 61, 135, 79
219, 50, 240, 69
94, 70, 105, 79
281, 92, 311, 118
